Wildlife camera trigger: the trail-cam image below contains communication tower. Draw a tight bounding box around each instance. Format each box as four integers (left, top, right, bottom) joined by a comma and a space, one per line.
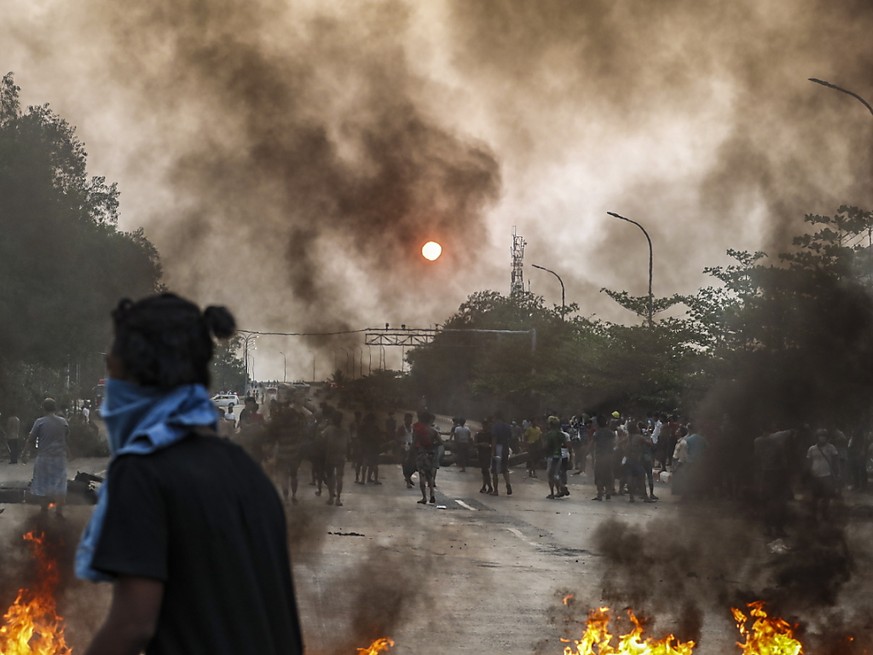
510, 226, 526, 297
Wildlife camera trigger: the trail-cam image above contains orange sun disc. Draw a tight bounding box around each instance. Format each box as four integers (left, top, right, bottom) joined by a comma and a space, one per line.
421, 241, 442, 261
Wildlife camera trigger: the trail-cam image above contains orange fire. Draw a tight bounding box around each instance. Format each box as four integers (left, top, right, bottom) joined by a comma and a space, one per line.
733, 601, 803, 655
0, 531, 72, 655
562, 606, 695, 655
563, 594, 576, 607
356, 636, 394, 654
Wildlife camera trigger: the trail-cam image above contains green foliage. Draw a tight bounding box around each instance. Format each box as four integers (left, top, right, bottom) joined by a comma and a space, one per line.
600, 289, 686, 323
336, 369, 412, 411
210, 336, 247, 392
407, 290, 699, 418
0, 73, 162, 410
686, 207, 873, 426
408, 206, 873, 428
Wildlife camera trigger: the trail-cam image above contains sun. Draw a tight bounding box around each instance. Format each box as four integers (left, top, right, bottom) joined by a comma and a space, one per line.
421, 241, 442, 261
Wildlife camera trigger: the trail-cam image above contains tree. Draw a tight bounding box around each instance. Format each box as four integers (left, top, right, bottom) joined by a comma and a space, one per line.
0, 73, 163, 420
211, 336, 247, 392
688, 206, 873, 427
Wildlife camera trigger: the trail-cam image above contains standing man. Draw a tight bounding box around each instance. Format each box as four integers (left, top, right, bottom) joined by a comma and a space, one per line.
384, 412, 397, 459
359, 412, 382, 485
524, 418, 542, 478
5, 409, 21, 464
490, 411, 514, 496
323, 409, 348, 507
476, 420, 494, 494
25, 398, 70, 516
591, 414, 615, 501
651, 413, 665, 471
543, 416, 564, 499
238, 396, 264, 429
754, 428, 794, 536
350, 410, 364, 484
452, 418, 472, 472
806, 428, 841, 521
413, 411, 438, 504
221, 403, 237, 437
268, 388, 311, 505
237, 397, 265, 460
625, 421, 654, 503
397, 412, 415, 488
559, 419, 572, 497
77, 293, 303, 654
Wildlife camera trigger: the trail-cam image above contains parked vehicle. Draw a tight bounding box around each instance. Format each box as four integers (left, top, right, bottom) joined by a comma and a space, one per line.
211, 393, 240, 409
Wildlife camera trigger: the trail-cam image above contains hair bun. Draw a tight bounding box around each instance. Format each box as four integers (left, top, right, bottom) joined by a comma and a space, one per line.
203, 305, 236, 339
111, 298, 135, 325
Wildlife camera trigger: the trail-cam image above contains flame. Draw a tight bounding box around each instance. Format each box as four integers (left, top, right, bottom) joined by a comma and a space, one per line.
0, 531, 72, 654
733, 601, 802, 655
356, 637, 394, 654
563, 607, 695, 655
563, 594, 576, 607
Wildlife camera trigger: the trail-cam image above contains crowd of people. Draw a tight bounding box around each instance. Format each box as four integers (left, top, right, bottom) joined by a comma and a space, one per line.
4, 384, 868, 525
455, 411, 695, 504
217, 393, 871, 524
0, 280, 868, 655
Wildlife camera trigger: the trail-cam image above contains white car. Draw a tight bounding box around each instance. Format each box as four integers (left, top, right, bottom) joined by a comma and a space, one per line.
212, 393, 240, 409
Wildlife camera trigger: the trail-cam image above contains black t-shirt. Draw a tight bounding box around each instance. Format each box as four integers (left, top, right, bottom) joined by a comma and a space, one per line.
92, 434, 303, 655
492, 421, 512, 447
593, 427, 616, 454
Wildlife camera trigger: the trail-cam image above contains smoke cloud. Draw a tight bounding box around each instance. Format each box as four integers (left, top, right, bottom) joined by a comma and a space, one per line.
4, 1, 873, 364
448, 0, 873, 305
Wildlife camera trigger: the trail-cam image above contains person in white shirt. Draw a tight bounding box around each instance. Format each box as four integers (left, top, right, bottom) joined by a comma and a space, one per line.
221, 403, 237, 437
806, 428, 840, 520
451, 418, 472, 472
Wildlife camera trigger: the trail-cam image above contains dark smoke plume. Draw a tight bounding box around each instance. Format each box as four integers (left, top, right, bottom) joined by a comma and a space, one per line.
6, 0, 873, 331
333, 544, 428, 652
448, 0, 873, 305
589, 515, 873, 649
5, 1, 501, 344
577, 240, 873, 646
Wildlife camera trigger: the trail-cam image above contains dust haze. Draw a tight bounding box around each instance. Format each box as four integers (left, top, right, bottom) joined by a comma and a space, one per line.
4, 0, 872, 369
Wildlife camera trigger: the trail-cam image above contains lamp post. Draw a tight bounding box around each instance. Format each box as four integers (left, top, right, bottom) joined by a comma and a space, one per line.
531, 264, 566, 318
241, 333, 258, 388
607, 211, 654, 327
808, 78, 873, 118
279, 351, 287, 383
809, 78, 872, 243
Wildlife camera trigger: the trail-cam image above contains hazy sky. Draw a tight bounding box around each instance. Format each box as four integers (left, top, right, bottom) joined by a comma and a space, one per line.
5, 0, 872, 380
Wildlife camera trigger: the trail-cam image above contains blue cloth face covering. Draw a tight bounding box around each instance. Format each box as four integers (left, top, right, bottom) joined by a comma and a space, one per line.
75, 378, 218, 582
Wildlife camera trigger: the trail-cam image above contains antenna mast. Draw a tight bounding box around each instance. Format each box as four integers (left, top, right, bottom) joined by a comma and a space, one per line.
510, 226, 526, 297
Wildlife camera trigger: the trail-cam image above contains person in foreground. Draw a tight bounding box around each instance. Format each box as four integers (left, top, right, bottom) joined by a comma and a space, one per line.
78, 293, 304, 655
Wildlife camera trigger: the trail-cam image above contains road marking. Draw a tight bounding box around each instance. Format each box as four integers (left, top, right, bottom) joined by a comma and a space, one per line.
505, 527, 540, 548
455, 499, 477, 511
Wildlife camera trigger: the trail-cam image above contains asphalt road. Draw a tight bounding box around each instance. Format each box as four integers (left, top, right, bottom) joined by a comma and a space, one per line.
277, 462, 746, 654
1, 456, 858, 654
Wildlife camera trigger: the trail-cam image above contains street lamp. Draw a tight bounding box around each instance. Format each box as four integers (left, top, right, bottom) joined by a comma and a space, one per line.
607, 211, 654, 327
531, 264, 566, 318
809, 78, 873, 244
241, 333, 258, 388
808, 78, 873, 118
279, 351, 287, 383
